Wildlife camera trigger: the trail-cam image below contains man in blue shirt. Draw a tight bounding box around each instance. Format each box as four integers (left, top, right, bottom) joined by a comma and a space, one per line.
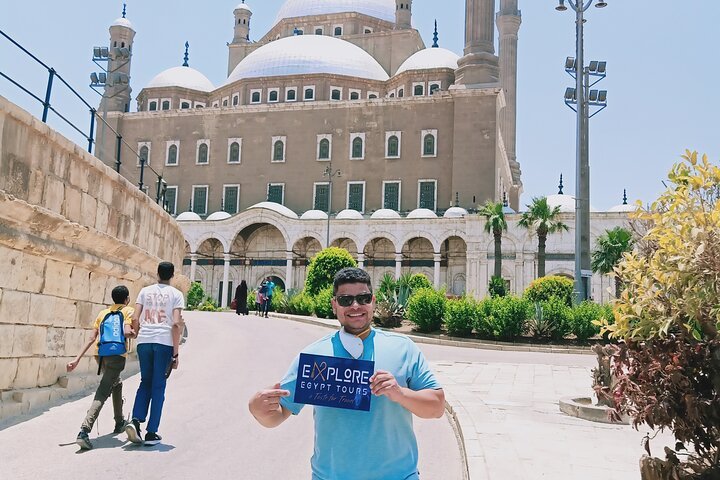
249, 268, 445, 480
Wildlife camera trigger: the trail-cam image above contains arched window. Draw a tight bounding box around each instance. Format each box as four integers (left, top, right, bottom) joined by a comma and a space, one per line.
273, 140, 284, 161
304, 88, 314, 100
331, 89, 341, 100
232, 95, 239, 106
368, 94, 378, 99
287, 89, 297, 101
398, 88, 404, 98
198, 143, 209, 164
139, 146, 149, 165
167, 144, 178, 165
318, 138, 330, 160
423, 134, 436, 156
269, 90, 279, 102
161, 100, 170, 110
414, 84, 424, 96
350, 91, 360, 100
351, 137, 363, 159
334, 26, 343, 36
315, 28, 323, 35
430, 83, 440, 95
389, 92, 395, 98
229, 142, 240, 163
222, 99, 228, 107
149, 101, 157, 111
387, 135, 399, 157
251, 91, 261, 103
181, 101, 190, 109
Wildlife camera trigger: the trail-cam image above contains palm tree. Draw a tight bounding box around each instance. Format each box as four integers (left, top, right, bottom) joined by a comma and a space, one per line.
519, 197, 569, 278
479, 201, 507, 278
591, 226, 634, 298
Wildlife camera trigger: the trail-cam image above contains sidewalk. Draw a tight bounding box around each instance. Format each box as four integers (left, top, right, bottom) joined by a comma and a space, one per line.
270, 313, 675, 480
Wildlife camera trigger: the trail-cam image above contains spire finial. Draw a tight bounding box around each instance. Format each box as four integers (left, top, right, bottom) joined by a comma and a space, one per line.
622, 189, 628, 205
432, 20, 439, 48
558, 174, 564, 195
503, 191, 508, 207
122, 3, 127, 18
183, 41, 189, 67
455, 191, 459, 207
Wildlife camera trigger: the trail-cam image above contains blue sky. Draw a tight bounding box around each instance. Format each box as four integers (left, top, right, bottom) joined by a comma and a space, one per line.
2, 1, 718, 210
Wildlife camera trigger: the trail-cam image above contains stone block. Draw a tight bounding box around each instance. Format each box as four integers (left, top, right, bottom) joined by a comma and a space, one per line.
0, 324, 15, 356
12, 388, 51, 410
45, 327, 67, 356
63, 186, 82, 224
57, 375, 84, 391
43, 175, 65, 215
54, 298, 78, 328
0, 400, 24, 420
15, 253, 45, 294
95, 200, 109, 233
37, 358, 64, 387
43, 259, 73, 297
13, 357, 41, 389
88, 272, 109, 304
63, 328, 89, 356
0, 358, 18, 390
68, 265, 91, 302
76, 301, 97, 329
28, 294, 56, 326
102, 177, 115, 206
0, 247, 22, 289
27, 169, 45, 206
12, 325, 46, 357
68, 161, 89, 193
80, 192, 97, 227
0, 290, 31, 324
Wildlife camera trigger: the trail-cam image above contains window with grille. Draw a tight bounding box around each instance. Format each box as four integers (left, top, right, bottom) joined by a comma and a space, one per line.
398, 88, 404, 98
314, 184, 329, 211
181, 101, 190, 109
348, 183, 364, 212
251, 91, 261, 103
419, 181, 436, 210
387, 135, 399, 157
167, 144, 178, 165
269, 90, 279, 102
164, 187, 177, 215
334, 26, 342, 36
149, 101, 157, 111
232, 95, 239, 106
267, 184, 284, 204
383, 182, 400, 211
331, 89, 341, 100
286, 89, 297, 101
430, 83, 440, 95
161, 100, 170, 110
318, 139, 330, 160
139, 146, 149, 165
423, 134, 436, 156
350, 91, 360, 100
229, 142, 240, 163
192, 186, 208, 215
413, 84, 424, 96
197, 143, 209, 164
304, 88, 314, 100
351, 137, 363, 159
273, 140, 285, 161
223, 186, 239, 214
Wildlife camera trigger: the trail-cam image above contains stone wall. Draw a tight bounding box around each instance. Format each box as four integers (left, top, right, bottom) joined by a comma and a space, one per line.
0, 96, 185, 422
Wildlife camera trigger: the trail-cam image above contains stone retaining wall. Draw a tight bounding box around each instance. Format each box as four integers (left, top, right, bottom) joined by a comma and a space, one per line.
0, 96, 185, 422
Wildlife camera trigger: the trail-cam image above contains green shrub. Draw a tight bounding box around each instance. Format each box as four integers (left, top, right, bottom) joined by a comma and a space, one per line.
312, 286, 335, 319
373, 295, 404, 328
198, 297, 218, 312
444, 297, 476, 337
187, 282, 205, 310
272, 287, 292, 313
378, 272, 397, 299
406, 288, 446, 333
475, 296, 530, 340
539, 296, 573, 340
488, 276, 507, 298
304, 247, 357, 296
289, 290, 315, 316
571, 301, 605, 341
408, 273, 432, 291
248, 289, 258, 310
524, 275, 573, 306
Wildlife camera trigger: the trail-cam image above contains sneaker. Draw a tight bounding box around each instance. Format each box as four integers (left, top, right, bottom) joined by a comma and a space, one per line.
113, 419, 127, 434
125, 419, 143, 444
144, 432, 162, 446
76, 430, 93, 450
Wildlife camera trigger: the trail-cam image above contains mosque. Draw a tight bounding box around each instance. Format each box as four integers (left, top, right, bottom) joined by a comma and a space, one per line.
95, 0, 632, 306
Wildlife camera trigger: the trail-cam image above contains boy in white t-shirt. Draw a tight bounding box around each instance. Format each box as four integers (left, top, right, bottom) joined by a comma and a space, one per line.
125, 261, 185, 446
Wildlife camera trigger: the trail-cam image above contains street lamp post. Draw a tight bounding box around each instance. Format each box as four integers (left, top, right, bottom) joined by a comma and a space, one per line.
556, 0, 608, 303
322, 163, 342, 248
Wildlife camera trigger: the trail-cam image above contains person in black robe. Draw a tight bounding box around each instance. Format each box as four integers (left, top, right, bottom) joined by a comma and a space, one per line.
234, 280, 248, 315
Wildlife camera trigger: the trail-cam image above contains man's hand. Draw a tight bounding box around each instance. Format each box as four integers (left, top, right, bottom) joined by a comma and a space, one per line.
172, 356, 179, 370
370, 370, 404, 402
249, 383, 291, 428
66, 360, 80, 372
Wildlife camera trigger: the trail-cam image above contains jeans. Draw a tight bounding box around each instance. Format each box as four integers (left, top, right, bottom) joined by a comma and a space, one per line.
132, 343, 174, 434
262, 297, 272, 315
81, 355, 125, 432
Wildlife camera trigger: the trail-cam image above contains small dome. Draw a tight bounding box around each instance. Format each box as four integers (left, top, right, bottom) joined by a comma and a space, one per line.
407, 208, 438, 219
247, 201, 299, 218
335, 209, 364, 220
608, 203, 636, 213
206, 211, 232, 221
226, 35, 389, 84
300, 209, 329, 220
235, 2, 252, 12
370, 209, 401, 219
176, 211, 202, 221
111, 17, 134, 30
395, 48, 460, 75
275, 0, 396, 24
443, 207, 468, 218
146, 66, 215, 92
546, 194, 576, 213
502, 205, 516, 214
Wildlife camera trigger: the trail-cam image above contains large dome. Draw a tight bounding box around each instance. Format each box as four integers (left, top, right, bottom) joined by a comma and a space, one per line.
146, 66, 214, 92
226, 35, 389, 84
275, 0, 396, 25
395, 48, 460, 75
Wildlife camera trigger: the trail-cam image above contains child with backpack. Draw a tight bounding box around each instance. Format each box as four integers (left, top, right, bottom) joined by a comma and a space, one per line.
66, 285, 135, 450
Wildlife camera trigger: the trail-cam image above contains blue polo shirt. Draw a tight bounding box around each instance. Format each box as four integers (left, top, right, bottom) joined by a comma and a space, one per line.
280, 329, 441, 480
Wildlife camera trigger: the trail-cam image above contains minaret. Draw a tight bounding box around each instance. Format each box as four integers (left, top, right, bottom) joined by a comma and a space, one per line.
102, 4, 135, 113
233, 1, 252, 43
497, 0, 522, 183
395, 0, 412, 29
456, 0, 500, 85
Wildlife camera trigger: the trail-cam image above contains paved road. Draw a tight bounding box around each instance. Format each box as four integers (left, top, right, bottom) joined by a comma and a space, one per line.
0, 312, 463, 480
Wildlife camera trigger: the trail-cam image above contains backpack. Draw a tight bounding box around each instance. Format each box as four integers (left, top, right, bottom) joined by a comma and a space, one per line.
97, 310, 127, 357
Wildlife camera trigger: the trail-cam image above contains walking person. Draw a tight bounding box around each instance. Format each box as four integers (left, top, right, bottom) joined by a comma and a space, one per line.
67, 285, 135, 450
234, 280, 248, 315
125, 262, 185, 446
249, 267, 445, 480
262, 276, 275, 318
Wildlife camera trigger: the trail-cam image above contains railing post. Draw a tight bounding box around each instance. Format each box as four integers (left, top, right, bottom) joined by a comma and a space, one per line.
42, 68, 55, 123
155, 175, 164, 203
138, 156, 146, 192
87, 108, 96, 153
115, 134, 122, 173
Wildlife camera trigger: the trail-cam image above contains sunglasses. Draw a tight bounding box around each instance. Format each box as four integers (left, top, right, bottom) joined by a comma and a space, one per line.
334, 293, 373, 307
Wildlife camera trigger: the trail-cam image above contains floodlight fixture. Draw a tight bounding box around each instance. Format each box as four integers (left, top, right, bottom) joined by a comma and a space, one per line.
556, 0, 568, 11
565, 56, 576, 71
93, 47, 101, 58
597, 61, 607, 74
589, 61, 598, 72
90, 72, 99, 84
596, 0, 608, 8
589, 89, 598, 102
99, 72, 108, 84
564, 87, 576, 101
597, 90, 607, 102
